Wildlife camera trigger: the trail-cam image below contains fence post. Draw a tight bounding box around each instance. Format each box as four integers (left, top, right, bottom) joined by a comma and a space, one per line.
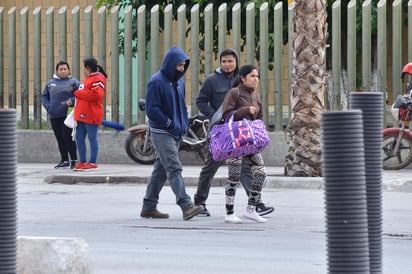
150, 5, 160, 73
409, 0, 412, 61
84, 6, 93, 58
8, 7, 17, 109
362, 0, 372, 91
332, 0, 342, 110
33, 7, 42, 129
137, 5, 146, 125
58, 6, 67, 61
231, 3, 241, 55
377, 0, 387, 126
177, 4, 186, 52
190, 4, 200, 115
46, 7, 54, 86
110, 5, 120, 123
245, 3, 255, 64
347, 0, 356, 96
218, 3, 227, 55
392, 0, 402, 99
20, 7, 29, 129
98, 6, 107, 120
71, 6, 80, 80
164, 4, 173, 53
259, 2, 269, 125
123, 5, 133, 128
274, 2, 283, 131
204, 4, 213, 76
287, 2, 295, 121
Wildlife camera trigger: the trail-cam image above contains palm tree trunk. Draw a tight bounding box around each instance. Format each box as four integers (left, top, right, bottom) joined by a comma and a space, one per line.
285, 0, 328, 177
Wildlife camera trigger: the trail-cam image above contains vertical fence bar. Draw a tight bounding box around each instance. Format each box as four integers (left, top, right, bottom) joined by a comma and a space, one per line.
190, 4, 200, 115
58, 6, 67, 61
20, 7, 29, 129
332, 0, 341, 110
362, 0, 372, 91
392, 0, 402, 99
0, 7, 3, 108
8, 7, 17, 109
33, 7, 42, 129
177, 4, 186, 52
71, 6, 80, 80
123, 5, 133, 128
204, 4, 213, 76
259, 2, 269, 124
274, 2, 283, 131
45, 6, 54, 129
231, 3, 241, 55
137, 5, 146, 124
347, 0, 357, 95
245, 3, 255, 64
409, 0, 412, 61
110, 5, 120, 123
218, 3, 227, 55
377, 0, 387, 126
150, 5, 160, 74
84, 6, 93, 58
288, 2, 295, 119
164, 4, 173, 53
98, 6, 107, 120
45, 7, 54, 86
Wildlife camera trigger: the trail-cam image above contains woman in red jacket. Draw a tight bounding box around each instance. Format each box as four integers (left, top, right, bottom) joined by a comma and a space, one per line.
73, 57, 107, 171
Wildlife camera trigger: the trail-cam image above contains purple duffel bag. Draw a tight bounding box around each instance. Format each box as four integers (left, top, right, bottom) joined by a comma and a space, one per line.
208, 113, 270, 161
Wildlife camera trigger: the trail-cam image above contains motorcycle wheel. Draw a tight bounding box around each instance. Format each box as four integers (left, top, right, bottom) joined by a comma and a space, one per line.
125, 134, 156, 165
382, 134, 412, 170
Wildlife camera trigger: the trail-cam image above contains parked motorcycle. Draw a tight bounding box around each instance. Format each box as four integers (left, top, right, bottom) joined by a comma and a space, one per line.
125, 99, 209, 164
382, 63, 412, 170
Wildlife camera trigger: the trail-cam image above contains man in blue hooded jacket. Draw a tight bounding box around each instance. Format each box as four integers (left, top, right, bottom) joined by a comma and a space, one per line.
140, 46, 203, 221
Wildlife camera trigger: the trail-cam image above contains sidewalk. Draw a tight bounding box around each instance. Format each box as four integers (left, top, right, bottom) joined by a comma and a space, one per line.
17, 162, 412, 192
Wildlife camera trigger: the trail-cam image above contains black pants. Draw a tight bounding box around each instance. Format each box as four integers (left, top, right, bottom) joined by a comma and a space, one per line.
194, 149, 262, 206
50, 116, 77, 162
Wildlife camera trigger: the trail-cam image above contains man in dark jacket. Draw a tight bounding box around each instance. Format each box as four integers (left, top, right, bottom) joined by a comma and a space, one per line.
140, 46, 203, 221
194, 48, 274, 217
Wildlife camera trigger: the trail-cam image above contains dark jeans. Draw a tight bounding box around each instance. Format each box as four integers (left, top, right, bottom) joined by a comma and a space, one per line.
50, 117, 77, 162
142, 133, 193, 212
194, 149, 262, 206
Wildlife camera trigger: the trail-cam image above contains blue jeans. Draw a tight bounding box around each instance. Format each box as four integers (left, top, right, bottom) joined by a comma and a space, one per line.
75, 122, 99, 164
142, 133, 193, 212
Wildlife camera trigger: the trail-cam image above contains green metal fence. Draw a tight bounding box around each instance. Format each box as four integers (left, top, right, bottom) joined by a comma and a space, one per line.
0, 1, 410, 130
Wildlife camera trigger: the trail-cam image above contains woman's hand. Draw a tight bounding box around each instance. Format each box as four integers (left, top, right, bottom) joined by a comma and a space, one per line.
249, 106, 257, 115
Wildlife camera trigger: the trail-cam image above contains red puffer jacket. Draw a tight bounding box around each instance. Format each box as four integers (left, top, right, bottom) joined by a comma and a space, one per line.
74, 72, 105, 125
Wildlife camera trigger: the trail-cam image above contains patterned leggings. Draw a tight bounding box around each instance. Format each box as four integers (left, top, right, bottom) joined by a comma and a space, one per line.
225, 153, 266, 214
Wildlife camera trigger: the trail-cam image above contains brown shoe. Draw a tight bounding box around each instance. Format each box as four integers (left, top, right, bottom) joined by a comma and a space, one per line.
140, 209, 169, 219
183, 205, 204, 220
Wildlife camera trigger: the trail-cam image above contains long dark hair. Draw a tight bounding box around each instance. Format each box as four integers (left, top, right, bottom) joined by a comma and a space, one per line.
83, 57, 108, 78
232, 64, 258, 87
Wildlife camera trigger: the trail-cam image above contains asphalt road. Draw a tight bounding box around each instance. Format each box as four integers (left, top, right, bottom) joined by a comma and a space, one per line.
15, 164, 412, 274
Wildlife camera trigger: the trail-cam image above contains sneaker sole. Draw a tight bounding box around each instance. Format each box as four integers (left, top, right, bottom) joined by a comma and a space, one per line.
243, 214, 267, 223
224, 218, 242, 224
257, 207, 275, 216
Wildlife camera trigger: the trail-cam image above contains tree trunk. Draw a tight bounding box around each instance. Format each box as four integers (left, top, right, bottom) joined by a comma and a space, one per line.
285, 0, 328, 177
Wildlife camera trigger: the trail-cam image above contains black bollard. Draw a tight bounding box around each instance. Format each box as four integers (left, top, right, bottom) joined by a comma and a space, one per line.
350, 91, 383, 274
0, 109, 17, 273
321, 110, 370, 273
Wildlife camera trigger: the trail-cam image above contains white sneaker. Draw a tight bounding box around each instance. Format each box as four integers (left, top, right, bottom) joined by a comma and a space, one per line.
243, 206, 267, 223
224, 213, 242, 223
